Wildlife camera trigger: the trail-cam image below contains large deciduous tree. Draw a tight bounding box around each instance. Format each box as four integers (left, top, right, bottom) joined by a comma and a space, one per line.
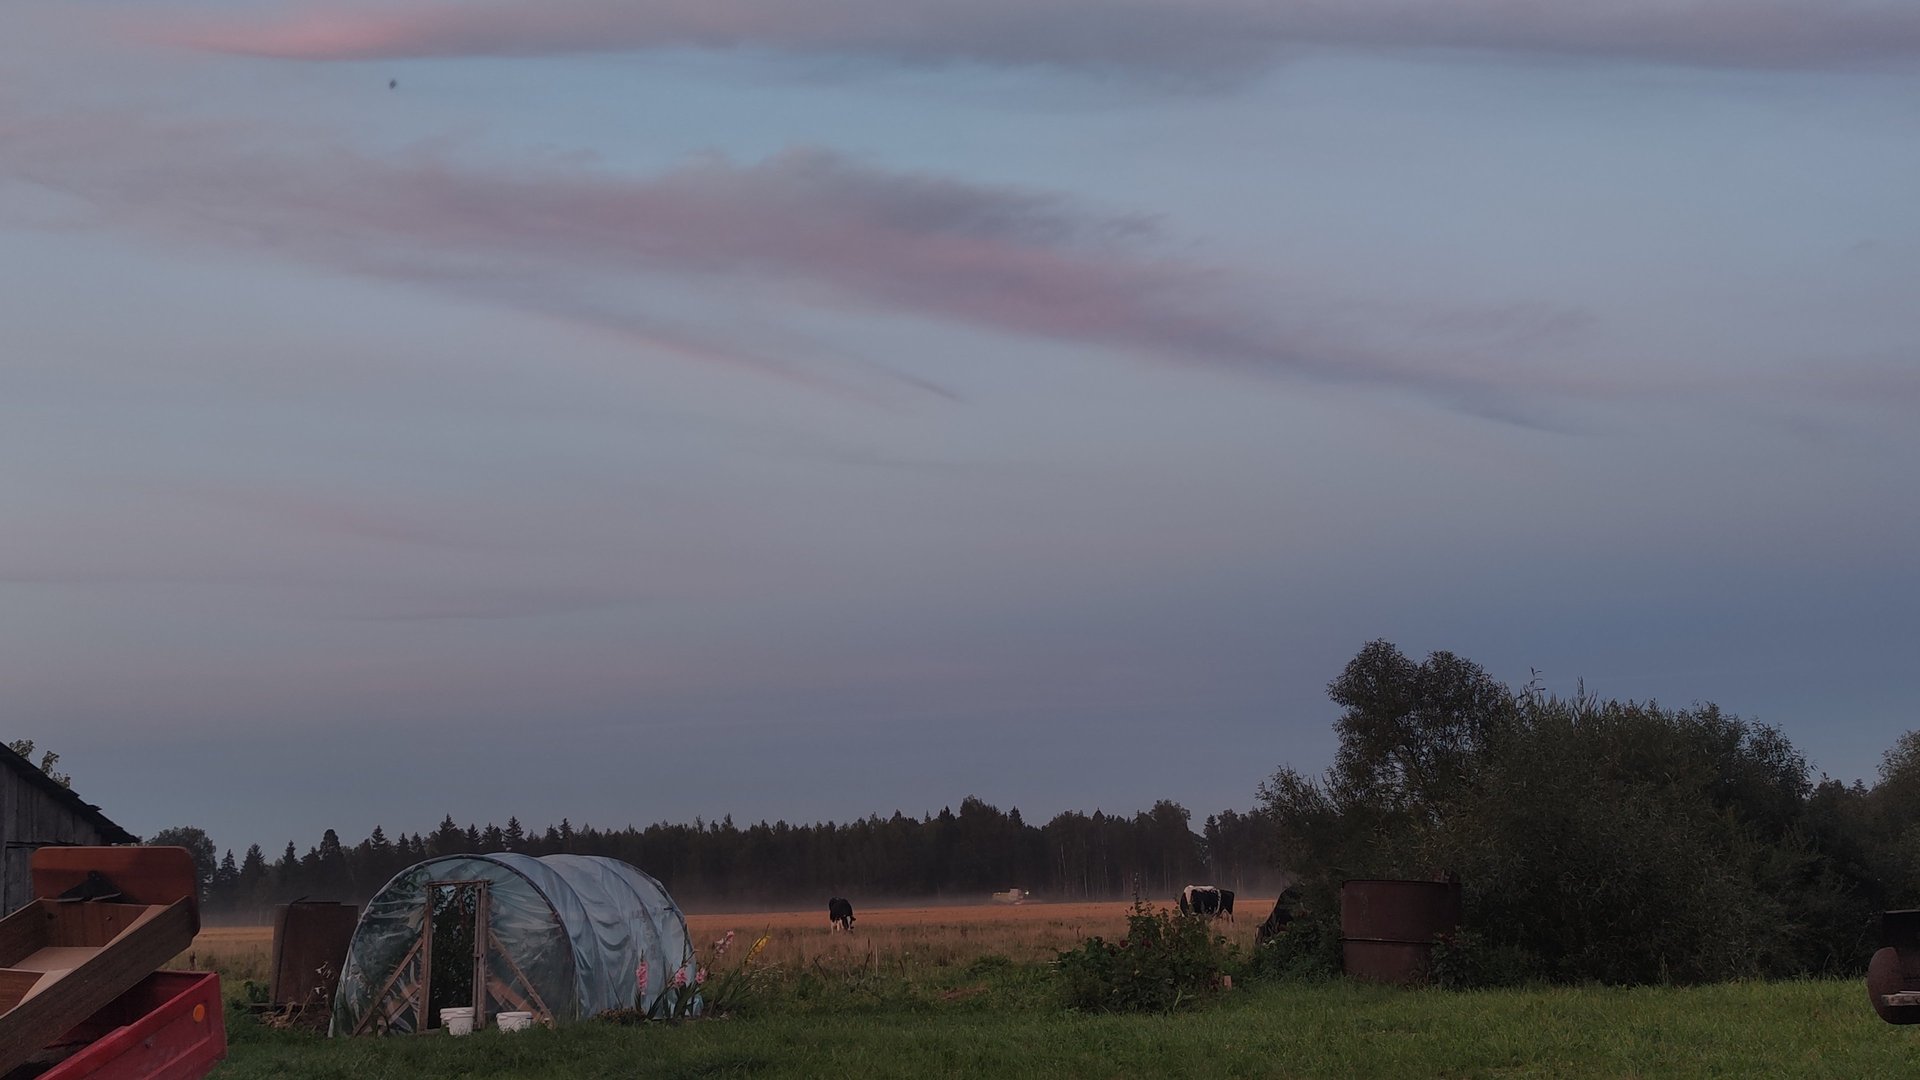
147, 826, 219, 898
1260, 640, 1865, 984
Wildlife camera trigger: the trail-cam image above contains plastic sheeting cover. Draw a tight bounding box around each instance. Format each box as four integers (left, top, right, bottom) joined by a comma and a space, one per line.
331, 853, 693, 1036
540, 854, 694, 1008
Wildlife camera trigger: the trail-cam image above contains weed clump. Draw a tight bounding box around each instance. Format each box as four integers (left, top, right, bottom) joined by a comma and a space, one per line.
1054, 899, 1234, 1012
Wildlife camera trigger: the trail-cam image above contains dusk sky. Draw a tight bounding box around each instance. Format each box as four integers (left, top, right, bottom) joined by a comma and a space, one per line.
4, 2, 1916, 857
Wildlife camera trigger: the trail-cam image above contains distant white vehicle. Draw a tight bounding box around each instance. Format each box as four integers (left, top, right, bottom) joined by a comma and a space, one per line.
991, 888, 1027, 904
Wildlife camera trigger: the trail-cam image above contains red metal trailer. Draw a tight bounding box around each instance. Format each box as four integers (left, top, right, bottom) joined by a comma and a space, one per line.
39, 971, 225, 1080
0, 848, 226, 1079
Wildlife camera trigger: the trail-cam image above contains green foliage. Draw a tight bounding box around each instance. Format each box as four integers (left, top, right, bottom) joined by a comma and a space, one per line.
1240, 911, 1343, 982
215, 977, 1920, 1080
1427, 929, 1536, 989
966, 953, 1013, 976
1054, 899, 1234, 1012
1262, 640, 1886, 986
147, 825, 219, 898
427, 886, 478, 1017
197, 794, 1280, 920
6, 739, 72, 788
604, 928, 776, 1025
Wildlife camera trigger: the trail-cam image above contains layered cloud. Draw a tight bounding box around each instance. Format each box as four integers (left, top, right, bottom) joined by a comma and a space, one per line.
161, 0, 1920, 74
0, 107, 1579, 416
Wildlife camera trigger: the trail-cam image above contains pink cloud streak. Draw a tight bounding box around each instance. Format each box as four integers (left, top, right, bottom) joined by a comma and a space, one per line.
0, 108, 1594, 417
157, 0, 1920, 73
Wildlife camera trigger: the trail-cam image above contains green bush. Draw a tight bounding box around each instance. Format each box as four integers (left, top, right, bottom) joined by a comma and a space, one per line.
1241, 912, 1343, 982
1260, 641, 1880, 985
1055, 900, 1234, 1012
1427, 929, 1538, 989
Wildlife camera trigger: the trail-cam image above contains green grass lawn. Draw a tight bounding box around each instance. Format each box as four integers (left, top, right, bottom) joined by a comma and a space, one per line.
213, 973, 1918, 1079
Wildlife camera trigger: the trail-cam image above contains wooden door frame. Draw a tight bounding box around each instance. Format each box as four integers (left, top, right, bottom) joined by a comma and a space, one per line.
418, 880, 490, 1032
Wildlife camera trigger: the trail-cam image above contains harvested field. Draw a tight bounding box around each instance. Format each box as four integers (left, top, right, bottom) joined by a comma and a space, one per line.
186, 925, 276, 984
683, 899, 1274, 970
187, 898, 1274, 982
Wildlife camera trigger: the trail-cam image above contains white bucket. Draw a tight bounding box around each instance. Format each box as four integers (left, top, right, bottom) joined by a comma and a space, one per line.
496, 1011, 534, 1032
440, 1007, 475, 1036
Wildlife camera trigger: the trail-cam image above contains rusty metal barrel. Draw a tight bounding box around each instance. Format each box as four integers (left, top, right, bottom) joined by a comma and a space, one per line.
1340, 879, 1462, 985
270, 900, 361, 1011
1868, 909, 1920, 1024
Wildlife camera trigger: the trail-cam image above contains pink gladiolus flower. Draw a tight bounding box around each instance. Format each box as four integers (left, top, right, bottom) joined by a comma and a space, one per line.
696, 968, 708, 986
672, 968, 688, 989
636, 960, 649, 991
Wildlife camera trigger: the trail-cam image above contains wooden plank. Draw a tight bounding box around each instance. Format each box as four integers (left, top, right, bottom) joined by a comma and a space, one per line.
486, 928, 552, 1025
12, 947, 100, 974
350, 936, 423, 1037
382, 987, 418, 1031
0, 970, 44, 1012
0, 900, 49, 966
44, 903, 161, 949
415, 897, 432, 1032
470, 886, 489, 1025
0, 898, 194, 1076
30, 849, 198, 933
485, 975, 533, 1017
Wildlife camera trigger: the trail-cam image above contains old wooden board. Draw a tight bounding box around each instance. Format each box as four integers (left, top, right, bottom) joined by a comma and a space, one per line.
30, 847, 199, 932
0, 897, 196, 1075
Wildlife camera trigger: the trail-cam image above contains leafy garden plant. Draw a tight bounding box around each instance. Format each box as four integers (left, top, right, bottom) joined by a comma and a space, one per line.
1055, 899, 1234, 1012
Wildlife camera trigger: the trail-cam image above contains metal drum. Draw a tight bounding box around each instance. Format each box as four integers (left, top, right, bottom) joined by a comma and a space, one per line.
1340, 879, 1462, 985
1868, 910, 1920, 1024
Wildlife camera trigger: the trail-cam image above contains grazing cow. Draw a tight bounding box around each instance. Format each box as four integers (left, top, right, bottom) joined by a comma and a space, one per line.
1178, 885, 1236, 921
1256, 889, 1302, 946
828, 897, 856, 931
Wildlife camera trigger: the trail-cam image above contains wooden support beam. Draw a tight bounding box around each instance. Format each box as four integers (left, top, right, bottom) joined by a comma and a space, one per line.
486, 928, 553, 1025
415, 896, 433, 1033
470, 885, 490, 1027
485, 976, 532, 1017
350, 936, 423, 1037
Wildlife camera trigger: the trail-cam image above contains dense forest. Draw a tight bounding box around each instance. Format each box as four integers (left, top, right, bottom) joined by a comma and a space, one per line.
180, 798, 1284, 922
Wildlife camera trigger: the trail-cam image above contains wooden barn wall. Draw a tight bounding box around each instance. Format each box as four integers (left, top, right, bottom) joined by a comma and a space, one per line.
0, 767, 112, 914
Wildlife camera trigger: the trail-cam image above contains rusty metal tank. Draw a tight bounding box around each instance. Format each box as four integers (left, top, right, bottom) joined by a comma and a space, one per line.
1340, 879, 1462, 985
270, 900, 360, 1012
1868, 909, 1920, 1024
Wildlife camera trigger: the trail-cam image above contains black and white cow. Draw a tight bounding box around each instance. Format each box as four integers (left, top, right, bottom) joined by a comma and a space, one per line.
1178, 885, 1235, 921
828, 896, 856, 931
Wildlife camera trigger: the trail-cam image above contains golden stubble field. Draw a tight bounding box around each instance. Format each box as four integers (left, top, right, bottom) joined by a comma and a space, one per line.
186, 898, 1277, 982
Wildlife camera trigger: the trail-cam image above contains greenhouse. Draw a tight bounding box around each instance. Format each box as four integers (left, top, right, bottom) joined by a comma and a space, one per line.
331, 853, 693, 1036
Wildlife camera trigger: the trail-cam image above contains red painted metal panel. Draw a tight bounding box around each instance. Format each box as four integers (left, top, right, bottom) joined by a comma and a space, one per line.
41, 972, 227, 1080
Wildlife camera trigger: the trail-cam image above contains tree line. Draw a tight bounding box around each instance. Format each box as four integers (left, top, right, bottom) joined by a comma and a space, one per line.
1262, 640, 1920, 983
184, 797, 1286, 922
146, 636, 1920, 984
